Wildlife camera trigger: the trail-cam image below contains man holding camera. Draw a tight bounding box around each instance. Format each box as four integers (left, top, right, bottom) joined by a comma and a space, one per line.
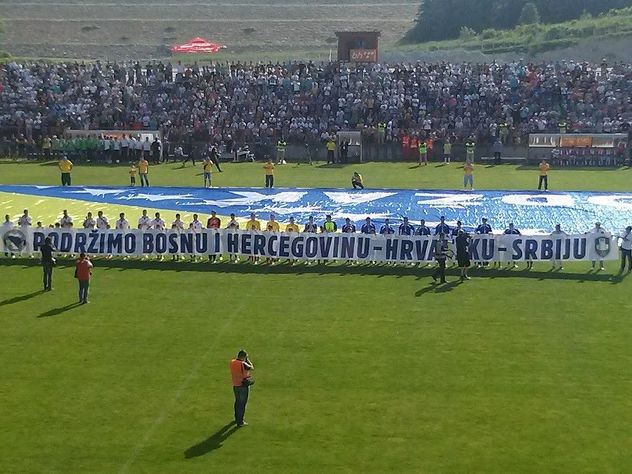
230, 350, 254, 427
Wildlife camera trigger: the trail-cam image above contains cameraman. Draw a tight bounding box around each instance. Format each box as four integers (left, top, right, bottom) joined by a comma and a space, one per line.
230, 350, 254, 427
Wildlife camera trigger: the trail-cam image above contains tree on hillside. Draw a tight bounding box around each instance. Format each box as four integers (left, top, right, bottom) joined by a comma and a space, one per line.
519, 2, 540, 24
405, 0, 632, 43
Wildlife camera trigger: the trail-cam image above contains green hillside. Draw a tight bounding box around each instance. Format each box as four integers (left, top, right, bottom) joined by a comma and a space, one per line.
399, 6, 632, 56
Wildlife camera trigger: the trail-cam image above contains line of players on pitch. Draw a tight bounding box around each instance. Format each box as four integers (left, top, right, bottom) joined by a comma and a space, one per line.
5, 208, 629, 272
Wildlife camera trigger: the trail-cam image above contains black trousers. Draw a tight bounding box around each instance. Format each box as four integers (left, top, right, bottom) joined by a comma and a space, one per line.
352, 182, 364, 189
42, 263, 53, 290
265, 175, 274, 188
233, 385, 249, 424
327, 150, 335, 164
433, 259, 447, 283
61, 173, 71, 186
494, 152, 501, 164
538, 175, 548, 190
621, 249, 632, 272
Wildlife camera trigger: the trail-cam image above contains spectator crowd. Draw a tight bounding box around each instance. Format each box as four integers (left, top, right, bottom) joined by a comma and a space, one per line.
1, 59, 631, 160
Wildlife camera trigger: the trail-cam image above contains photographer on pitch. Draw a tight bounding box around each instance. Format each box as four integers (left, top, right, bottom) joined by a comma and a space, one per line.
230, 350, 254, 427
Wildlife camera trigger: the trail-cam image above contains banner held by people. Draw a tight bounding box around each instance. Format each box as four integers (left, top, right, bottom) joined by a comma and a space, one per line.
1, 228, 618, 264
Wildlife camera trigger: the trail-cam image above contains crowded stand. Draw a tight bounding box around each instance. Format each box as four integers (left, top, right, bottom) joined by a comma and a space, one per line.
1, 60, 631, 162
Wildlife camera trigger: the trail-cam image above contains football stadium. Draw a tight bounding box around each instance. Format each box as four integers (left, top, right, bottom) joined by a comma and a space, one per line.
1, 1, 632, 472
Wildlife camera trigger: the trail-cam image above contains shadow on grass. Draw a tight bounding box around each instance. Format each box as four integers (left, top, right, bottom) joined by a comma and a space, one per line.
0, 290, 43, 307
184, 422, 239, 458
1, 258, 620, 284
37, 302, 81, 318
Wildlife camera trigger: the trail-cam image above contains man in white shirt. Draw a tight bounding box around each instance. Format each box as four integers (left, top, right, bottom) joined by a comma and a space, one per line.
172, 213, 185, 232
2, 215, 15, 257
18, 209, 32, 227
83, 212, 96, 230
190, 213, 203, 232
587, 222, 607, 271
550, 223, 567, 270
618, 225, 632, 274
152, 212, 165, 230
115, 212, 130, 230
96, 211, 110, 230
138, 209, 152, 230
59, 210, 73, 228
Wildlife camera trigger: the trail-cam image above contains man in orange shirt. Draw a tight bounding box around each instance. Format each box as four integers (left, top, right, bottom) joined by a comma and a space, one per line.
75, 252, 93, 304
538, 160, 550, 191
230, 350, 254, 427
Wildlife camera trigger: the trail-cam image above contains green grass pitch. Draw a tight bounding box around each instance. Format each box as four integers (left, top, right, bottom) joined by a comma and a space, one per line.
1, 160, 632, 473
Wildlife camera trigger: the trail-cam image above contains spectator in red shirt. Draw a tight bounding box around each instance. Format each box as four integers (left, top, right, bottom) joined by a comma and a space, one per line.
75, 253, 93, 304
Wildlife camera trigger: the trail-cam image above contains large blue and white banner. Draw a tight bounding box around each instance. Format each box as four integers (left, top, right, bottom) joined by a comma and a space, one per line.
1, 228, 618, 263
1, 185, 631, 234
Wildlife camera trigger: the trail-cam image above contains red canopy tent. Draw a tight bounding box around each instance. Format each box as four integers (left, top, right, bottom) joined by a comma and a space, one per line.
171, 37, 223, 54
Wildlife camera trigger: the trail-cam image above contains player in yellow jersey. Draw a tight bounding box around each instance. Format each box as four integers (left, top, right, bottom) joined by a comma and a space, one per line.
244, 213, 261, 264
263, 159, 275, 188
285, 217, 300, 264
463, 161, 474, 191
58, 155, 73, 186
129, 162, 137, 187
203, 157, 212, 188
138, 156, 149, 187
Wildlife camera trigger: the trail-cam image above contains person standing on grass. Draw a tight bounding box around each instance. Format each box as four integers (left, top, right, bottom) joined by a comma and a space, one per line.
434, 216, 450, 236
443, 140, 452, 164
230, 350, 254, 427
503, 223, 521, 269
75, 252, 93, 304
550, 224, 568, 270
152, 212, 166, 231
264, 159, 275, 188
418, 139, 428, 166
129, 162, 137, 187
203, 156, 212, 188
326, 137, 336, 164
138, 209, 152, 230
415, 219, 431, 236
139, 156, 150, 187
83, 212, 96, 230
587, 222, 607, 271
398, 217, 415, 236
226, 213, 240, 263
245, 213, 262, 264
432, 233, 450, 284
538, 160, 550, 191
18, 209, 32, 228
60, 210, 73, 229
463, 160, 474, 191
58, 155, 73, 186
361, 217, 376, 235
41, 237, 56, 291
618, 226, 632, 274
455, 230, 471, 281
96, 210, 110, 230
115, 213, 130, 230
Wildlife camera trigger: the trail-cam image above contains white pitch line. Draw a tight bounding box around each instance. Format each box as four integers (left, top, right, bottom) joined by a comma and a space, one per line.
118, 284, 255, 473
